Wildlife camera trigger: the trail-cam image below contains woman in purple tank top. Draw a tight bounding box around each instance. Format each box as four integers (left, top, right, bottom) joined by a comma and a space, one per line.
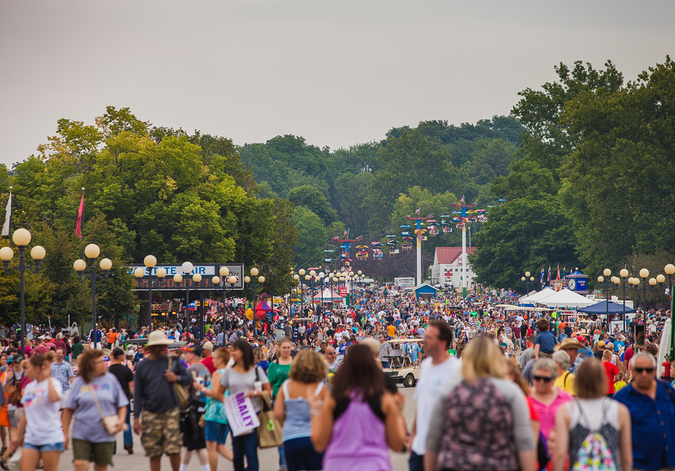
309, 344, 407, 471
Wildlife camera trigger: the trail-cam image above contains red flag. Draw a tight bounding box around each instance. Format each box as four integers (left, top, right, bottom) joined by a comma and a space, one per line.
75, 192, 84, 239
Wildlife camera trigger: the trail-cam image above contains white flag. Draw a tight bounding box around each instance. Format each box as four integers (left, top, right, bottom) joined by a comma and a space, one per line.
1, 192, 11, 237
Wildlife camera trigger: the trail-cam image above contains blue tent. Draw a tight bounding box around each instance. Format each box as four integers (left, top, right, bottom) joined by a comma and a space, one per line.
577, 300, 636, 315
414, 284, 438, 302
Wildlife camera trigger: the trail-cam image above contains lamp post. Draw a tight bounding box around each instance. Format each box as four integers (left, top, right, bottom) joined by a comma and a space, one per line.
214, 266, 237, 336
309, 270, 316, 314
639, 268, 649, 312
319, 272, 325, 313
619, 268, 628, 331
665, 263, 675, 360
134, 255, 166, 330
293, 273, 300, 317
298, 268, 306, 316
0, 229, 45, 349
248, 268, 265, 333
74, 244, 112, 345
603, 268, 611, 321
521, 271, 533, 295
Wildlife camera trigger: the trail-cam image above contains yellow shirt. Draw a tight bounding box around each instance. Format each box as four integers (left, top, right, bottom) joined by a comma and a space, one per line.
554, 371, 575, 395
614, 380, 627, 392
387, 325, 396, 338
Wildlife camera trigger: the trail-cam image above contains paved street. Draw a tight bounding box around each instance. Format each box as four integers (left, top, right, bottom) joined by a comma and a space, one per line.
51, 385, 417, 471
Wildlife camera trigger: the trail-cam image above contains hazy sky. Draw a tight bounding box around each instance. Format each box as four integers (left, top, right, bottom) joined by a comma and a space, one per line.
1, 0, 673, 167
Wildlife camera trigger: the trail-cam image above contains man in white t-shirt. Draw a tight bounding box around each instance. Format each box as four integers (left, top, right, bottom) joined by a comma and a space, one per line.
409, 320, 460, 471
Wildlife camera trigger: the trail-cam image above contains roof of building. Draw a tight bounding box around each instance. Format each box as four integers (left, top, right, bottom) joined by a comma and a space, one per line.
435, 247, 477, 265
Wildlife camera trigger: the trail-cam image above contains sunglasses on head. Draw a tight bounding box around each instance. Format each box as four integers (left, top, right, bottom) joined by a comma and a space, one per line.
533, 375, 553, 383
634, 367, 654, 374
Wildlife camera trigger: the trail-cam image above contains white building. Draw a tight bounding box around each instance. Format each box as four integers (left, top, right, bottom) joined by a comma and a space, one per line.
430, 247, 477, 288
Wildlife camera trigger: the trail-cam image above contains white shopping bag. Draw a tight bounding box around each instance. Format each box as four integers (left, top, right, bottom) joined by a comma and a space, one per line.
223, 391, 261, 437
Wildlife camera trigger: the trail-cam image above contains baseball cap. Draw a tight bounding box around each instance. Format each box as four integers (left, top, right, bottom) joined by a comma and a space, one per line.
181, 344, 203, 356
576, 336, 586, 344
598, 341, 605, 348
202, 341, 214, 351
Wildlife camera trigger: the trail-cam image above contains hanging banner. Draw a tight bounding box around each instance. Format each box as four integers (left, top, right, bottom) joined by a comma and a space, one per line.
224, 391, 260, 437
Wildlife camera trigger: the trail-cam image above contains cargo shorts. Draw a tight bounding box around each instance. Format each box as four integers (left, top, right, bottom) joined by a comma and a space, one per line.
140, 407, 182, 458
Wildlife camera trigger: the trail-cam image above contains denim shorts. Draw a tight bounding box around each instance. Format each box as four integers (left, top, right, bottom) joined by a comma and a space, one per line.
24, 442, 64, 453
204, 421, 230, 444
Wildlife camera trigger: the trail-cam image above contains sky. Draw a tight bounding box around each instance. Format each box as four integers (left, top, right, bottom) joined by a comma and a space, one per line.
1, 0, 674, 167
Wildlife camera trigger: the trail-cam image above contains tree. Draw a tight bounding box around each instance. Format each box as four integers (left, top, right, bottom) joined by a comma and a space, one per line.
470, 196, 580, 289
363, 130, 471, 232
559, 57, 675, 274
465, 138, 516, 185
293, 206, 327, 266
511, 60, 624, 176
287, 185, 338, 226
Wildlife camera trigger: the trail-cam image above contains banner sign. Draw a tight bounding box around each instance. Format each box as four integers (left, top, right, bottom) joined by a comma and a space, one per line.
223, 391, 260, 437
129, 263, 244, 291
339, 287, 348, 296
151, 303, 172, 312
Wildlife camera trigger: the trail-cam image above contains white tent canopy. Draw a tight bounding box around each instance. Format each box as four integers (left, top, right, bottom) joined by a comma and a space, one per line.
312, 288, 344, 302
540, 289, 597, 309
520, 288, 556, 304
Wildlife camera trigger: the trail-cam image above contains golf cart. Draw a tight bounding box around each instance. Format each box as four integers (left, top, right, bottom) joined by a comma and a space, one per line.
382, 339, 423, 388
120, 338, 187, 350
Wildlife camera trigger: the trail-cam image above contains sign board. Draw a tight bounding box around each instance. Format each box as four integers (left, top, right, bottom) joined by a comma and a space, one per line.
223, 391, 260, 436
130, 264, 244, 291
151, 303, 172, 312
339, 287, 347, 296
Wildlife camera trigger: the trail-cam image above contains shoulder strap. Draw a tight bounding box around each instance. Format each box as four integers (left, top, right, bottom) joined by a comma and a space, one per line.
89, 382, 107, 420
315, 382, 324, 395
564, 372, 570, 388
282, 379, 289, 397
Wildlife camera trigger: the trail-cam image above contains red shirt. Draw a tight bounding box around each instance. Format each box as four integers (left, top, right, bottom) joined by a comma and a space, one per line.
624, 347, 634, 366
201, 356, 216, 374
603, 361, 619, 394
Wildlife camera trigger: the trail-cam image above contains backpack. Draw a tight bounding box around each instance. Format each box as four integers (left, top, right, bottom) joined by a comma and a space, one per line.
572, 432, 616, 471
571, 400, 617, 471
7, 375, 21, 406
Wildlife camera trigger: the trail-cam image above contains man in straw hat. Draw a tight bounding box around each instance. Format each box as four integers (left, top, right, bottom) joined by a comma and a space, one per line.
133, 331, 191, 471
554, 337, 584, 374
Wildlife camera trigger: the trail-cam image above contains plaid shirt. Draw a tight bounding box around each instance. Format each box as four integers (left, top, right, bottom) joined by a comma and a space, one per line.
50, 360, 73, 391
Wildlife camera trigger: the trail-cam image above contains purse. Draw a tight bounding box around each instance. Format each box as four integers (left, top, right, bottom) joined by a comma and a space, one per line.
256, 391, 283, 448
254, 367, 283, 448
89, 384, 127, 435
168, 356, 190, 410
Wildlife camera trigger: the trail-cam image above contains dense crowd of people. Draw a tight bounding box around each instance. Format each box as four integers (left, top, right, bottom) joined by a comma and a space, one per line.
0, 285, 671, 471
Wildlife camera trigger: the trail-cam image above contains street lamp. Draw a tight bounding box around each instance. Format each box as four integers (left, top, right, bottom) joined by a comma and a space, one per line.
74, 244, 112, 344
665, 263, 675, 360
298, 268, 306, 315
172, 261, 199, 331
521, 271, 533, 295
639, 268, 649, 311
603, 268, 611, 321
0, 229, 45, 349
619, 268, 629, 331
215, 266, 238, 337
247, 268, 265, 332
134, 255, 165, 330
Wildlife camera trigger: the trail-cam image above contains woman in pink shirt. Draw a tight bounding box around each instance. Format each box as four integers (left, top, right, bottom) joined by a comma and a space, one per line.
529, 358, 572, 467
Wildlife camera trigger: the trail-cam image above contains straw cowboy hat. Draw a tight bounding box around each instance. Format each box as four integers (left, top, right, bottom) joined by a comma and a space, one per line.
555, 337, 584, 351
145, 331, 172, 347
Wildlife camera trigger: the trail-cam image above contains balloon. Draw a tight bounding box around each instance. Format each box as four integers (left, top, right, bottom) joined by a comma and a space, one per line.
246, 308, 254, 320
